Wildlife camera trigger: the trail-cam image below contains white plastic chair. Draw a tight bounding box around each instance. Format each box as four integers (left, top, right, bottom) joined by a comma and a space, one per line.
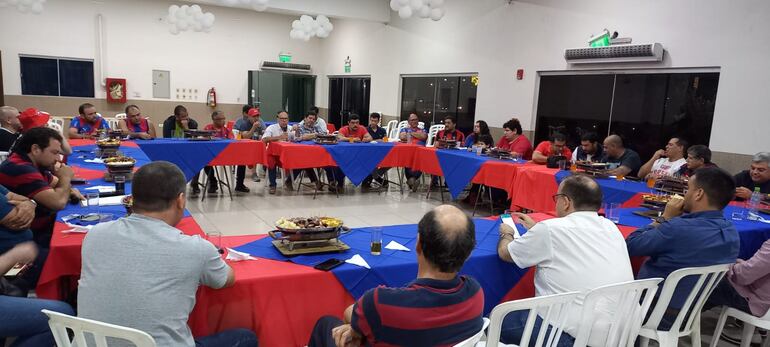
710, 305, 770, 347
384, 120, 398, 139
114, 113, 127, 119
484, 291, 581, 347
232, 129, 241, 139
573, 278, 663, 347
42, 309, 157, 347
50, 116, 65, 129
418, 121, 425, 129
638, 264, 731, 347
426, 124, 445, 147
46, 120, 64, 135
0, 151, 9, 163
104, 117, 120, 130
391, 120, 408, 140
453, 317, 490, 347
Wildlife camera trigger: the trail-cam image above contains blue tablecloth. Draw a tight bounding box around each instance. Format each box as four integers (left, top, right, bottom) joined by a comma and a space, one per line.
435, 150, 489, 199
234, 218, 527, 314
555, 171, 654, 205
136, 139, 231, 181
324, 142, 395, 186
69, 145, 151, 172
617, 206, 770, 259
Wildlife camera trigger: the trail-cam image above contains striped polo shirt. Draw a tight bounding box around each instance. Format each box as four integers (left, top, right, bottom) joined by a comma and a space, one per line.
0, 152, 56, 245
351, 275, 484, 347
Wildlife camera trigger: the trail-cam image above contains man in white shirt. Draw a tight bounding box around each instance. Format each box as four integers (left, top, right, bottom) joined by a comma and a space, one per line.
0, 106, 22, 152
638, 137, 688, 179
497, 174, 633, 346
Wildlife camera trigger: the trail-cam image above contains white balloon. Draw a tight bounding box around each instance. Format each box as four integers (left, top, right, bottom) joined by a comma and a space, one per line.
192, 21, 203, 32
169, 25, 180, 35
303, 33, 311, 42
252, 3, 267, 11
203, 13, 215, 27
389, 0, 400, 11
418, 5, 430, 18
311, 20, 320, 30
255, 0, 269, 4
409, 0, 423, 11
176, 7, 187, 18
429, 0, 444, 7
300, 15, 313, 24
190, 4, 201, 14
168, 4, 179, 15
30, 1, 43, 14
303, 21, 313, 32
316, 15, 329, 24
167, 14, 178, 24
430, 7, 444, 20
291, 20, 302, 29
203, 25, 212, 33
177, 20, 189, 30
321, 21, 333, 32
317, 30, 329, 38
289, 29, 299, 39
315, 27, 326, 36
398, 6, 412, 18
194, 12, 204, 21
397, 0, 409, 6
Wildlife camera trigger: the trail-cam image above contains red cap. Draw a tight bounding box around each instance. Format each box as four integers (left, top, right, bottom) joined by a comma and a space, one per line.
247, 108, 261, 116
19, 108, 50, 130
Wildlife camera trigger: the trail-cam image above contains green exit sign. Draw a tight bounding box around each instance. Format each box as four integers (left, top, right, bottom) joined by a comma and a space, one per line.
279, 53, 292, 63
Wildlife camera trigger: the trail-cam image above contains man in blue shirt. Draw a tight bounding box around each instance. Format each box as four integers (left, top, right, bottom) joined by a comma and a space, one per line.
233, 105, 267, 192
626, 167, 739, 329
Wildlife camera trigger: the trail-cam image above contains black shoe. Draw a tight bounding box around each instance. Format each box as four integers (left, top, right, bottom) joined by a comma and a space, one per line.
235, 185, 250, 193
191, 184, 201, 195
207, 182, 218, 194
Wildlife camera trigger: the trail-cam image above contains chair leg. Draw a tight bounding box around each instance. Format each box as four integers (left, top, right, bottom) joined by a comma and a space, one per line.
439, 176, 445, 203
639, 336, 650, 347
296, 170, 304, 193
710, 306, 729, 347
741, 323, 757, 347
489, 185, 494, 215
199, 169, 208, 202
690, 318, 702, 347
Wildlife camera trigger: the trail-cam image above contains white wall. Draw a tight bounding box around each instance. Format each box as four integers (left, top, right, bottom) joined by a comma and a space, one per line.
0, 0, 323, 105
317, 0, 770, 156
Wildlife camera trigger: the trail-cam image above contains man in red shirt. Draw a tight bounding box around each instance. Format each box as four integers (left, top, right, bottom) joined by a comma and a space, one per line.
496, 118, 532, 160
336, 114, 372, 142
436, 116, 465, 144
201, 111, 233, 194
532, 132, 572, 165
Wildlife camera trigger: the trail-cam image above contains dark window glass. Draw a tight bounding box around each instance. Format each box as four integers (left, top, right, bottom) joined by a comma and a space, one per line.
401, 77, 435, 126
400, 75, 478, 134
20, 56, 59, 96
58, 59, 94, 97
328, 77, 371, 127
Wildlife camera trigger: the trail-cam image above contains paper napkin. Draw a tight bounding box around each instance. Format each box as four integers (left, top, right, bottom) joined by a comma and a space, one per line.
345, 254, 371, 269
226, 248, 257, 261
384, 240, 410, 252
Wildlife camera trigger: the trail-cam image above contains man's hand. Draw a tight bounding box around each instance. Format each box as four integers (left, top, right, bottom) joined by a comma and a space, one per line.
252, 120, 261, 129
512, 212, 536, 230
139, 133, 152, 140
7, 242, 38, 264
70, 188, 85, 202
735, 187, 753, 200
332, 324, 362, 347
653, 149, 666, 159
2, 200, 35, 230
279, 132, 289, 141
54, 164, 74, 179
180, 119, 190, 130
662, 197, 685, 220
499, 223, 516, 238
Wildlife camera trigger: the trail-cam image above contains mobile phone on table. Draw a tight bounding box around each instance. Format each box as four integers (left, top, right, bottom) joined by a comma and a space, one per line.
314, 258, 344, 271
500, 214, 521, 239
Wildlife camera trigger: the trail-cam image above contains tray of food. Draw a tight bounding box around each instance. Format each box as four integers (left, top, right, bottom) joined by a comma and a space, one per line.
314, 134, 338, 145
270, 217, 349, 242
103, 156, 136, 174
641, 193, 673, 207
484, 148, 513, 160
435, 139, 459, 149
184, 130, 216, 141
96, 138, 121, 148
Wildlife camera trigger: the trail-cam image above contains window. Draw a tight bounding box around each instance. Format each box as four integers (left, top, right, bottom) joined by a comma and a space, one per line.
400, 75, 478, 134
328, 76, 370, 127
20, 55, 94, 97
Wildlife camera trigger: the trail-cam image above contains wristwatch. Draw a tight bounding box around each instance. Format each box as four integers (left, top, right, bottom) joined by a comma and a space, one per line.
653, 216, 667, 224
500, 233, 514, 240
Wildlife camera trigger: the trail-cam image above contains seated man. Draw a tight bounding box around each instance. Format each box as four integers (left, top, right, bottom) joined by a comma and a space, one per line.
19, 107, 72, 155
263, 111, 292, 195
400, 113, 428, 192
599, 134, 642, 177
677, 144, 717, 178
290, 111, 325, 191
496, 118, 532, 160
233, 105, 267, 192
0, 242, 74, 346
200, 111, 233, 194
362, 112, 389, 189
571, 132, 603, 163
497, 175, 633, 346
0, 106, 22, 152
734, 152, 770, 201
307, 106, 328, 132
163, 105, 202, 194
532, 132, 572, 165
77, 162, 257, 347
626, 167, 739, 329
327, 114, 372, 192
69, 103, 110, 139
637, 137, 688, 179
0, 183, 36, 254
436, 116, 465, 143
308, 205, 483, 347
118, 104, 156, 140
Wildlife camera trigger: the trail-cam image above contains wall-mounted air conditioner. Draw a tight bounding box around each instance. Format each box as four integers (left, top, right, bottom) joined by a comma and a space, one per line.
261, 61, 312, 73
565, 43, 664, 64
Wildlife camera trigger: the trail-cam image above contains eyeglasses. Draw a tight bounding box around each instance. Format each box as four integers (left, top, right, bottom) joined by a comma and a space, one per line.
278, 117, 289, 120
551, 193, 570, 203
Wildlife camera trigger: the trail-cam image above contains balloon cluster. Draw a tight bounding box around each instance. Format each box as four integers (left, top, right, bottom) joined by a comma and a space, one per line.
217, 0, 269, 12
0, 0, 46, 14
389, 0, 445, 21
166, 4, 215, 35
289, 15, 334, 41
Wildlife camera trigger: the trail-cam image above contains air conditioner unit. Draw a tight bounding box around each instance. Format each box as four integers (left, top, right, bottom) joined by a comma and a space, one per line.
564, 43, 664, 64
261, 61, 312, 73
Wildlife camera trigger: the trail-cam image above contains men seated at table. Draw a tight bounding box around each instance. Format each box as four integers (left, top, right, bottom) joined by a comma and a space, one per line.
637, 137, 688, 179
401, 113, 428, 192
308, 204, 483, 347
326, 114, 373, 193
198, 111, 232, 194
308, 106, 328, 132
436, 116, 465, 143
497, 174, 633, 346
0, 241, 74, 346
68, 103, 110, 139
497, 118, 532, 160
734, 152, 770, 201
600, 134, 642, 177
677, 144, 717, 178
163, 105, 198, 139
532, 132, 572, 165
362, 112, 389, 189
234, 105, 266, 192
77, 161, 258, 347
571, 131, 603, 163
18, 108, 73, 155
118, 104, 156, 140
464, 120, 494, 148
0, 180, 38, 296
263, 111, 293, 195
0, 106, 22, 152
626, 167, 739, 329
289, 111, 325, 191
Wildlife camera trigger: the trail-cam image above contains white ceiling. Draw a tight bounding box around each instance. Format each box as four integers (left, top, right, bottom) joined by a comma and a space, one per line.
183, 0, 392, 22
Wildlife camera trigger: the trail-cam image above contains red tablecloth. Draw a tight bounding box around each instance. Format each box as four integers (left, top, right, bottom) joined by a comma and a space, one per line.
510, 163, 560, 212
266, 142, 418, 170
209, 140, 265, 166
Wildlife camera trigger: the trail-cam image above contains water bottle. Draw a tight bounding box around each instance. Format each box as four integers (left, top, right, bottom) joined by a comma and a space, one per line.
294, 127, 301, 142
406, 131, 412, 144
748, 187, 762, 220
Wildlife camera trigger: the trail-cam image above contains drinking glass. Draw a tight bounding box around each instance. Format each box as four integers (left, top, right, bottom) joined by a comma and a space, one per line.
86, 192, 100, 215
646, 176, 656, 189
603, 202, 621, 224
370, 227, 383, 255
207, 231, 224, 254
558, 159, 567, 170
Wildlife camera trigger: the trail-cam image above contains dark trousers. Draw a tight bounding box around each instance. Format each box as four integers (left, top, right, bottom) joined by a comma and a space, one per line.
236, 165, 247, 186
500, 310, 575, 347
293, 169, 318, 182
325, 167, 345, 186
308, 316, 344, 347
363, 168, 389, 186
405, 168, 422, 179
195, 328, 258, 347
0, 296, 74, 347
191, 169, 217, 186
704, 278, 751, 314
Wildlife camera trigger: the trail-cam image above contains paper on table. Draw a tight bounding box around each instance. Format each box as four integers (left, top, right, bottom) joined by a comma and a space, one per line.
61, 225, 92, 233
385, 240, 410, 252
345, 254, 371, 269
226, 248, 257, 261
84, 158, 104, 164
84, 185, 116, 193
80, 195, 128, 207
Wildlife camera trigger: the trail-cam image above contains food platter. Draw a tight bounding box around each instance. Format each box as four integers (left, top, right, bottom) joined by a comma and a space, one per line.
269, 217, 350, 254
184, 130, 216, 141
314, 134, 338, 145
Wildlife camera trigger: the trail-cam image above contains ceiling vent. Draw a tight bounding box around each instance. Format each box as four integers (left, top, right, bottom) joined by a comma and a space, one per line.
565, 43, 664, 64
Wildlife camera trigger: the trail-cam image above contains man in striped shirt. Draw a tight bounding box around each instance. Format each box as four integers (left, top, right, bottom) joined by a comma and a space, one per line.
308, 204, 484, 347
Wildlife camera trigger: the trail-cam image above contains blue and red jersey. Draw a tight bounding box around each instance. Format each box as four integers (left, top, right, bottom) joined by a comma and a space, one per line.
70, 115, 110, 135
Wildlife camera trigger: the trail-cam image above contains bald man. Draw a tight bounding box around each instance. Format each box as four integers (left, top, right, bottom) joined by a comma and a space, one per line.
599, 135, 642, 177
0, 106, 22, 151
308, 205, 484, 347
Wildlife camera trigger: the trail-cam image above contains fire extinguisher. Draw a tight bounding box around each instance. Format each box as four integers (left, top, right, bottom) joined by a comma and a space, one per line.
207, 88, 217, 107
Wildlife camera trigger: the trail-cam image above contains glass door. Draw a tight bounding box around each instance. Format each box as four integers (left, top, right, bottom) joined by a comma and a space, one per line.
328, 76, 371, 127
400, 75, 478, 134
248, 70, 315, 122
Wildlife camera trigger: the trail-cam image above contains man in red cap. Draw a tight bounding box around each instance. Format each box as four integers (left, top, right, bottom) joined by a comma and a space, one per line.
17, 108, 71, 155
232, 105, 266, 193
0, 106, 23, 152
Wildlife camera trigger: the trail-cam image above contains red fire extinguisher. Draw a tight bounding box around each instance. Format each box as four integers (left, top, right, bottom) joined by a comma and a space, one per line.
207, 88, 217, 107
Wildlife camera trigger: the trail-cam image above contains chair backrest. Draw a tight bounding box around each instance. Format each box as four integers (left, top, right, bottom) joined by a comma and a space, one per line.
46, 120, 64, 135
641, 264, 730, 335
418, 121, 425, 129
384, 120, 398, 139
226, 120, 235, 131
114, 113, 127, 120
573, 278, 663, 347
42, 309, 157, 347
232, 129, 241, 139
392, 120, 408, 139
50, 116, 65, 128
425, 124, 445, 147
0, 151, 9, 163
486, 291, 581, 347
326, 123, 336, 133
452, 317, 489, 347
104, 117, 120, 130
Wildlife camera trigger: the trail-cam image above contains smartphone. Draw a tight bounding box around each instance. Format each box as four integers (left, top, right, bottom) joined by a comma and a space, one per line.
314, 258, 344, 271
500, 214, 521, 239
